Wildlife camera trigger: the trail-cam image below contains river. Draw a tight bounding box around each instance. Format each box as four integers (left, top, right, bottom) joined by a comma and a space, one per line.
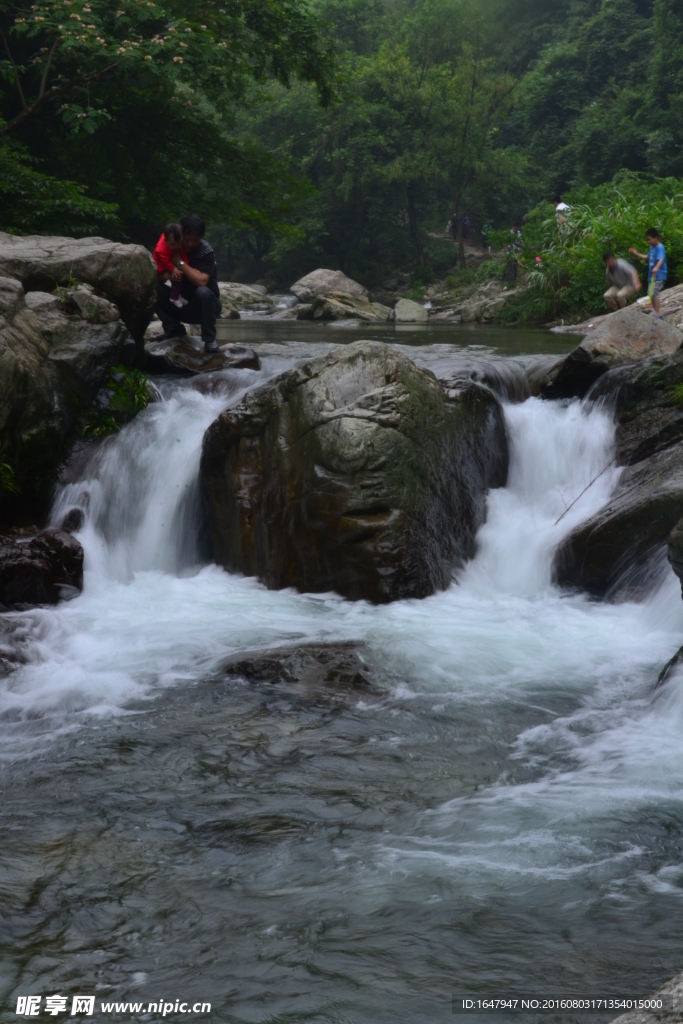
2, 323, 683, 1023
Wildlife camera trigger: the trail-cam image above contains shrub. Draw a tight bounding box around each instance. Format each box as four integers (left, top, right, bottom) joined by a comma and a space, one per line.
500, 172, 683, 323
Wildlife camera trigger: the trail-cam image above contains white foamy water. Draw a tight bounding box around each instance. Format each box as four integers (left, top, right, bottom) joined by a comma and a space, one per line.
1, 387, 682, 763
5, 375, 683, 1017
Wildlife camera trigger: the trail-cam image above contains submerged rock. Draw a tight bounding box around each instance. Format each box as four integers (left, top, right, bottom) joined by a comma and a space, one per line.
0, 530, 83, 610
540, 306, 683, 399
144, 335, 260, 375
201, 340, 508, 603
0, 232, 156, 343
290, 269, 368, 303
224, 643, 375, 691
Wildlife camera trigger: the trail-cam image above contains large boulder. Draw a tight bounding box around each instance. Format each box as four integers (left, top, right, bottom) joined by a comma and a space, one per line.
0, 529, 83, 610
297, 292, 391, 323
553, 440, 683, 597
0, 232, 156, 344
200, 340, 508, 603
541, 306, 683, 399
0, 276, 131, 520
553, 348, 683, 596
290, 269, 368, 303
393, 298, 429, 322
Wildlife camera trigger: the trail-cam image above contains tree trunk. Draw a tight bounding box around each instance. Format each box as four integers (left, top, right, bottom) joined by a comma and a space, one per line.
406, 191, 425, 267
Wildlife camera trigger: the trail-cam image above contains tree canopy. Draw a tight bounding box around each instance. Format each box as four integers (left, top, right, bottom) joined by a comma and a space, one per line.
1, 0, 681, 290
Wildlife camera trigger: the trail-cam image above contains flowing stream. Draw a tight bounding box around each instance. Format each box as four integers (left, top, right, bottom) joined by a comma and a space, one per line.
2, 330, 683, 1022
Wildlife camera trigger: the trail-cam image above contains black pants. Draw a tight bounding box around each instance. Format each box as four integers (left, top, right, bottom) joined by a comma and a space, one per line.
156, 282, 221, 344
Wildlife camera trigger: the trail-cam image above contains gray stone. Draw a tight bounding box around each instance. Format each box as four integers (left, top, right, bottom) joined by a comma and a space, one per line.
0, 277, 131, 517
24, 291, 61, 314
458, 279, 515, 323
0, 231, 156, 343
290, 269, 368, 303
200, 340, 508, 603
64, 287, 120, 324
393, 297, 429, 322
541, 306, 683, 399
610, 969, 683, 1024
218, 282, 274, 311
298, 292, 391, 323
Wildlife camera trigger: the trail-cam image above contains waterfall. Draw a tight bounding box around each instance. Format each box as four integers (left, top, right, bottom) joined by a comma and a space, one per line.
0, 385, 679, 749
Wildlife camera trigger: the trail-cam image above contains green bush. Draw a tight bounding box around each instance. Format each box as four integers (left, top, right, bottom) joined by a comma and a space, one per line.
0, 462, 19, 495
82, 365, 152, 438
501, 172, 683, 323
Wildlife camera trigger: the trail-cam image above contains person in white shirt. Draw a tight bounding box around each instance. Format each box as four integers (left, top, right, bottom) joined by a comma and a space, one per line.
552, 194, 571, 226
603, 251, 641, 309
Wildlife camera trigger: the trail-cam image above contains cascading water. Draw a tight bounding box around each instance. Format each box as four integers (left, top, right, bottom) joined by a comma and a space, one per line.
3, 357, 683, 1022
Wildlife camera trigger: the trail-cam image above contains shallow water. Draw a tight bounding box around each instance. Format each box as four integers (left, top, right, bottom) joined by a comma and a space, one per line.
2, 326, 683, 1023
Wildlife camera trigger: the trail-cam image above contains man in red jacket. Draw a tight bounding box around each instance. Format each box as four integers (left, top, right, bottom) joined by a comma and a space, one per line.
156, 213, 222, 352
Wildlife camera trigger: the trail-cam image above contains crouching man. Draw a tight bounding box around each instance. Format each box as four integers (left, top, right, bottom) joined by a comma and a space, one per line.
156, 213, 222, 352
603, 251, 641, 310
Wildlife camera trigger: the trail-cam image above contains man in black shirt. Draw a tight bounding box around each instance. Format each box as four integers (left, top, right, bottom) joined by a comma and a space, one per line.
156, 212, 222, 352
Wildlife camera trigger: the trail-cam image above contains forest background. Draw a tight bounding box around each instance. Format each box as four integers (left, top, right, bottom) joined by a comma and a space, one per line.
1, 0, 682, 320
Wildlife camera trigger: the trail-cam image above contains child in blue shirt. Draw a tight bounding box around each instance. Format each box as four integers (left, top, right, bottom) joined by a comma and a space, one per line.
629, 228, 667, 317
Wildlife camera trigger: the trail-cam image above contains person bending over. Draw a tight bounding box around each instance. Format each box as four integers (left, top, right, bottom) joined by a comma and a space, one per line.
603, 252, 641, 310
629, 229, 667, 319
156, 213, 222, 352
153, 223, 188, 308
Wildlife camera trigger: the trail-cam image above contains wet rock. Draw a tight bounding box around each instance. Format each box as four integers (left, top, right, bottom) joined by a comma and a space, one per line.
393, 298, 428, 322
58, 507, 86, 533
0, 277, 131, 519
224, 643, 375, 691
298, 292, 391, 323
0, 530, 84, 609
290, 269, 368, 303
553, 347, 683, 597
668, 517, 683, 597
0, 232, 156, 343
540, 306, 683, 400
201, 340, 508, 603
0, 616, 33, 677
610, 968, 683, 1024
553, 440, 683, 597
144, 334, 260, 375
218, 282, 273, 312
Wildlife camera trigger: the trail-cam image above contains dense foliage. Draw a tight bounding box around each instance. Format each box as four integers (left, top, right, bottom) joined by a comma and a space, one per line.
1, 0, 682, 301
502, 173, 683, 323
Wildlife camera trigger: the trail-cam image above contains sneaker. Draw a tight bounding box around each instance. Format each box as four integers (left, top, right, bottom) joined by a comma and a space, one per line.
204, 338, 219, 353
156, 328, 187, 342
170, 296, 189, 308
